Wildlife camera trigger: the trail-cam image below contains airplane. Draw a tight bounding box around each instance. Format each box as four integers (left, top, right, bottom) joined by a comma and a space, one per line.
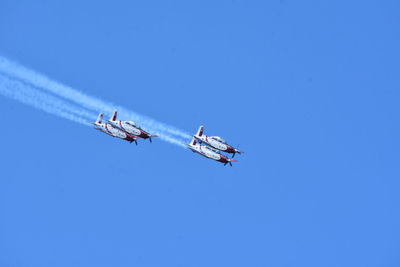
88, 113, 140, 144
184, 136, 237, 166
107, 110, 158, 143
193, 126, 243, 157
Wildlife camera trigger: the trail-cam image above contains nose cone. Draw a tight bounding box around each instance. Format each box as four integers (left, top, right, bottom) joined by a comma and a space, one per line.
226, 146, 235, 153
218, 155, 229, 163
138, 130, 148, 138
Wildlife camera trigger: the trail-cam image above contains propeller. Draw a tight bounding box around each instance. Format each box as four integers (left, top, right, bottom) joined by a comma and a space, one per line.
224, 161, 233, 167
149, 135, 158, 143
233, 144, 243, 157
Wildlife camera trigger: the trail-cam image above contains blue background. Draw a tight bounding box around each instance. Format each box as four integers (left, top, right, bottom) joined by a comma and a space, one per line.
1, 1, 399, 266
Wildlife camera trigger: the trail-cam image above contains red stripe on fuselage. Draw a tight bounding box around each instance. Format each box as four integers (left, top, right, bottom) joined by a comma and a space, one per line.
105, 123, 112, 134
119, 121, 126, 131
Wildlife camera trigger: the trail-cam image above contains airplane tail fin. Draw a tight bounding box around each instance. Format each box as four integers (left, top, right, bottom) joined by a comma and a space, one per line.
191, 137, 197, 146
196, 126, 204, 137
96, 113, 103, 123
110, 110, 118, 121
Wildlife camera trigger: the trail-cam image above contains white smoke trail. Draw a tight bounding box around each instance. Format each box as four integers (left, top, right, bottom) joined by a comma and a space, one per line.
0, 56, 192, 140
0, 74, 94, 125
0, 57, 189, 147
0, 73, 187, 147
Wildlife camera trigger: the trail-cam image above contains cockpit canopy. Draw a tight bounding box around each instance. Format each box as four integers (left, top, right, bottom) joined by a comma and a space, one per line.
210, 136, 226, 144
205, 146, 220, 154
125, 121, 139, 128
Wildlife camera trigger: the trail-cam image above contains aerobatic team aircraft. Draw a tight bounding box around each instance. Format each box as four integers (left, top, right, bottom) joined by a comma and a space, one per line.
89, 111, 244, 166
184, 136, 237, 166
193, 126, 243, 157
107, 110, 158, 143
88, 113, 140, 144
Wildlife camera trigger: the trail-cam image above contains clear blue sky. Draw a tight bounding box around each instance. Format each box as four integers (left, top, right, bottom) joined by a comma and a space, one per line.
0, 1, 399, 266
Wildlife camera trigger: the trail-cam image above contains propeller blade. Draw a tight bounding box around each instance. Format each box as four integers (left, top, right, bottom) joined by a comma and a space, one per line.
232, 152, 235, 158
135, 140, 138, 146
224, 162, 228, 166
149, 137, 152, 143
229, 161, 232, 167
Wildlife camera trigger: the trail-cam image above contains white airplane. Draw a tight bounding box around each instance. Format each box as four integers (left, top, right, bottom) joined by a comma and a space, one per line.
89, 113, 140, 144
193, 126, 243, 157
184, 136, 237, 166
107, 110, 158, 143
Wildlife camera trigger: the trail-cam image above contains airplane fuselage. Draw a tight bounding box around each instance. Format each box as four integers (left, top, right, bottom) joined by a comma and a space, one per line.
94, 122, 135, 142
110, 120, 153, 139
194, 135, 235, 154
188, 144, 231, 164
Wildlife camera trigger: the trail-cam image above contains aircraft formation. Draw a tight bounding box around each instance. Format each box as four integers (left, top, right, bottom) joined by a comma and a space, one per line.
89, 111, 244, 166
88, 110, 158, 145
183, 126, 243, 166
